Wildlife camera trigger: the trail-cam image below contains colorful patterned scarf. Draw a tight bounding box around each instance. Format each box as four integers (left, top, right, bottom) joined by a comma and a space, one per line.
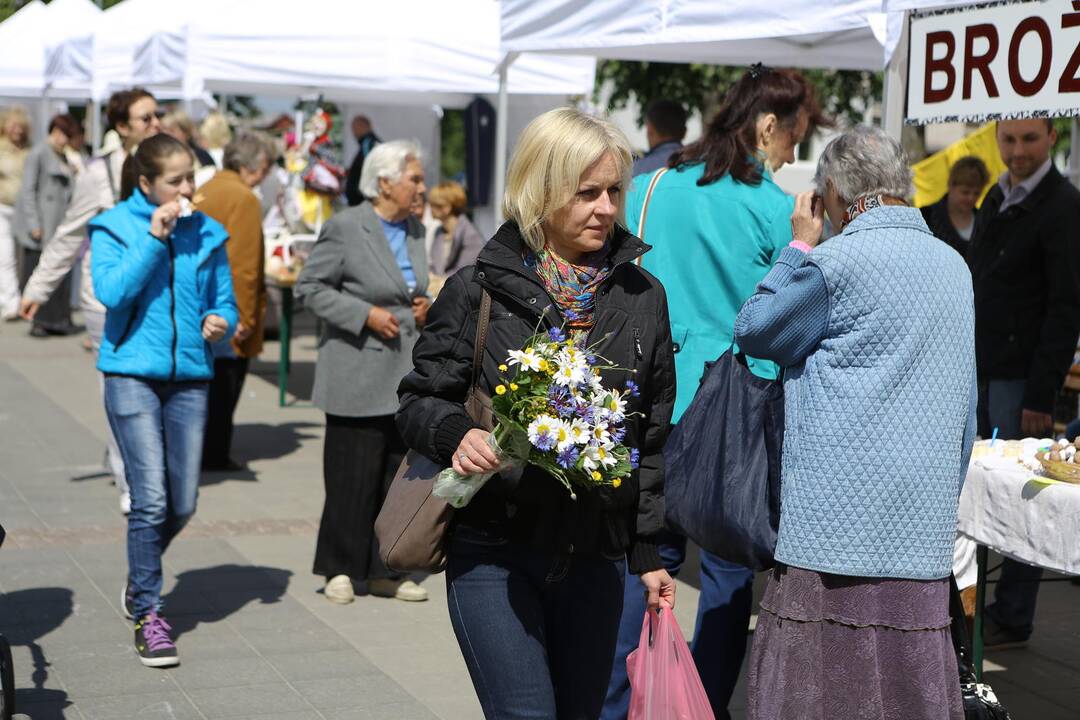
841, 194, 908, 229
530, 246, 611, 329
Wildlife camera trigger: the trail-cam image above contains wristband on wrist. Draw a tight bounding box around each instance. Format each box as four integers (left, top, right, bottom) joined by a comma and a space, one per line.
789, 240, 813, 253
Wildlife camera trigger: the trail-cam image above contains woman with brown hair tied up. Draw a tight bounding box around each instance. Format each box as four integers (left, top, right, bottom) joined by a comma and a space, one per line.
603, 64, 829, 720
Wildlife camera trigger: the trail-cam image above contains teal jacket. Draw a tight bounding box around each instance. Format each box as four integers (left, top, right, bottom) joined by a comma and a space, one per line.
626, 163, 794, 422
90, 188, 237, 382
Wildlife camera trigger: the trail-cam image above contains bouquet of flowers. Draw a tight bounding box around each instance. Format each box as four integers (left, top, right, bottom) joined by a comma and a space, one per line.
433, 325, 642, 508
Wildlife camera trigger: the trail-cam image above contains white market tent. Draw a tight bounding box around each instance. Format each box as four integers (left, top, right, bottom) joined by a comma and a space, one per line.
125, 0, 597, 234
500, 0, 896, 71
496, 0, 906, 214
128, 0, 596, 108
45, 0, 216, 104
0, 0, 100, 100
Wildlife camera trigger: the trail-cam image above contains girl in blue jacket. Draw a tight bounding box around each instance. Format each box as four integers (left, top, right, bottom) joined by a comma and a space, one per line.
91, 134, 237, 668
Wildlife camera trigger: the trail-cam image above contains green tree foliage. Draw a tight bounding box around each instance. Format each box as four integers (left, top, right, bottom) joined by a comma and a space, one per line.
1, 0, 123, 21
594, 60, 882, 129
440, 109, 466, 182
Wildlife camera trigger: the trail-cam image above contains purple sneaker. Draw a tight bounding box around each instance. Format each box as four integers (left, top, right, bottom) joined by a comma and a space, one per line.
134, 613, 178, 668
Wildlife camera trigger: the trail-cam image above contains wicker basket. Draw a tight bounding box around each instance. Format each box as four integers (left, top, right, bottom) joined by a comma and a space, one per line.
1036, 457, 1080, 484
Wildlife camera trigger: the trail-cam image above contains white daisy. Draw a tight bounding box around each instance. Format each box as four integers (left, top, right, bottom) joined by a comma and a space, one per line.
552, 419, 576, 452
568, 419, 591, 446
552, 362, 586, 387
507, 348, 542, 372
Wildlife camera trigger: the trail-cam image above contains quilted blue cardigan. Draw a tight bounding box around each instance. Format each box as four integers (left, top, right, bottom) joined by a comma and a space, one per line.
735, 206, 977, 580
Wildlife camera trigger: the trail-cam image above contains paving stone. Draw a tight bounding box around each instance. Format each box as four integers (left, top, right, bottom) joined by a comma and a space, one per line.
291, 675, 415, 710
167, 655, 280, 691
322, 703, 441, 720
75, 692, 204, 720
49, 657, 178, 699
266, 649, 381, 682
186, 682, 313, 718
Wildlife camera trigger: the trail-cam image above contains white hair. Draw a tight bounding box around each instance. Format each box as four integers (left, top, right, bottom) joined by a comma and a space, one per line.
358, 139, 423, 200
813, 125, 912, 203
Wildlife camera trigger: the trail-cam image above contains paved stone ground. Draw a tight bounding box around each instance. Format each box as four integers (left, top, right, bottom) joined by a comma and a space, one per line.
1, 312, 1077, 719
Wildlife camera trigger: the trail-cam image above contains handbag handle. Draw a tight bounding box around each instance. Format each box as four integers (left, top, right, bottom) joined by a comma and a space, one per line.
471, 288, 492, 389
633, 167, 668, 266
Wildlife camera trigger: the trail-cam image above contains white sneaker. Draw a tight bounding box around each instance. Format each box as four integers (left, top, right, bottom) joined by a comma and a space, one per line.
368, 578, 429, 602
119, 492, 131, 515
323, 574, 355, 604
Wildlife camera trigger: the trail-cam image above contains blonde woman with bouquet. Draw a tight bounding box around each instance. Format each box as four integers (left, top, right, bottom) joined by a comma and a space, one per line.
397, 108, 677, 719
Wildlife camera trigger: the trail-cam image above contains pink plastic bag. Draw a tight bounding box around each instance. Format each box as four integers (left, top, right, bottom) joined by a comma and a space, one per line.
627, 607, 716, 720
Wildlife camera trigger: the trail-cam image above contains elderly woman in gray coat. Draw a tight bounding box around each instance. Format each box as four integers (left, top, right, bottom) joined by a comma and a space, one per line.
734, 126, 976, 720
296, 140, 431, 605
14, 113, 81, 336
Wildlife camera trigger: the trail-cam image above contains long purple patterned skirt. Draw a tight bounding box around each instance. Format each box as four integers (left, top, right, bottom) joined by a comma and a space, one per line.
748, 564, 964, 720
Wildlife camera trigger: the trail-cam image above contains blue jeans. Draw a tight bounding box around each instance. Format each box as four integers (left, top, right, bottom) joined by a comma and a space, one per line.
602, 536, 753, 720
446, 527, 626, 720
978, 379, 1043, 638
104, 376, 207, 619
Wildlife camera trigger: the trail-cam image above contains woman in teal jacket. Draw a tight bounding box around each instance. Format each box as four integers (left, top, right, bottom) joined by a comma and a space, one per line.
91, 134, 237, 669
603, 66, 826, 720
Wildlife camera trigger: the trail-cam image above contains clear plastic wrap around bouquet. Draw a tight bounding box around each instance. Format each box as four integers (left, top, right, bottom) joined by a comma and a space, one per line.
433, 324, 642, 508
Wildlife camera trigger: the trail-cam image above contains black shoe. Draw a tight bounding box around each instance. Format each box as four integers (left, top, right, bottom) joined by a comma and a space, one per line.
28, 325, 48, 338
983, 615, 1029, 650
45, 322, 84, 336
134, 613, 179, 668
121, 579, 134, 620
201, 458, 246, 472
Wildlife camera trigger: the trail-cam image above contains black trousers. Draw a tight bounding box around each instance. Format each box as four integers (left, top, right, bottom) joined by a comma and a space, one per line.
313, 413, 405, 581
202, 357, 249, 466
19, 246, 72, 331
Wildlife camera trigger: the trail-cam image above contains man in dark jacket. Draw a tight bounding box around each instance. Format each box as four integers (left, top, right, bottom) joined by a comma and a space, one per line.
344, 115, 380, 206
631, 100, 687, 178
968, 118, 1080, 647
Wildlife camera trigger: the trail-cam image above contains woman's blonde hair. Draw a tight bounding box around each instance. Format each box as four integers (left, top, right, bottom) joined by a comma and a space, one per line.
503, 107, 633, 253
0, 106, 31, 146
199, 112, 232, 149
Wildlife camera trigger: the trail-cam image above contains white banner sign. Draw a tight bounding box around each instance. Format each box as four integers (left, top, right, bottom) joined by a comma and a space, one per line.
907, 0, 1080, 124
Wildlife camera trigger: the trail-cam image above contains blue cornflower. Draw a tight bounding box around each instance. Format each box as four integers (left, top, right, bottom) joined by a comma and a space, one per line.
625, 380, 640, 397
565, 309, 581, 322
547, 327, 567, 343
532, 430, 557, 452
557, 447, 580, 469
629, 448, 641, 469
611, 425, 627, 444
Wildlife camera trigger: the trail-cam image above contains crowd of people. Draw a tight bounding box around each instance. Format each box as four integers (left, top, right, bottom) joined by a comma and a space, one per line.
1, 61, 1076, 719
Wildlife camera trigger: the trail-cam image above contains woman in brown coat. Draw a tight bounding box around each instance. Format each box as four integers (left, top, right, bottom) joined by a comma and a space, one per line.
196, 132, 273, 471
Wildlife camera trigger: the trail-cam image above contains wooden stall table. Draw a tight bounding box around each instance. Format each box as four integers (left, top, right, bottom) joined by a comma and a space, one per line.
959, 446, 1080, 678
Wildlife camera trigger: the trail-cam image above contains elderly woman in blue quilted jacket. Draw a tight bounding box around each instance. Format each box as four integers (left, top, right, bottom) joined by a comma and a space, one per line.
734, 126, 977, 720
91, 134, 237, 670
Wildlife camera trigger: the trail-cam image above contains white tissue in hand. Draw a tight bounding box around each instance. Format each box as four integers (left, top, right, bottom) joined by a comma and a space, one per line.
178, 197, 193, 217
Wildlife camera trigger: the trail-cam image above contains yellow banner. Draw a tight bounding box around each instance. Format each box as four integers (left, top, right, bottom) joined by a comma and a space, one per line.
912, 122, 1005, 208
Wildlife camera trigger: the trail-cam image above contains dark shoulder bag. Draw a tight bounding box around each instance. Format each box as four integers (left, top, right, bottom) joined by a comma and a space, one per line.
950, 577, 1011, 719
662, 348, 783, 571
375, 289, 493, 573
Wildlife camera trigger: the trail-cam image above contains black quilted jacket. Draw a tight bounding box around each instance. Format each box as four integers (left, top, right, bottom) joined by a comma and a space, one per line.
396, 221, 675, 573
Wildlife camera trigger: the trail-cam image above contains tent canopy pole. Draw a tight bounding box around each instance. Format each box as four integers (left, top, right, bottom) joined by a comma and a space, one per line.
493, 52, 519, 224
881, 10, 909, 142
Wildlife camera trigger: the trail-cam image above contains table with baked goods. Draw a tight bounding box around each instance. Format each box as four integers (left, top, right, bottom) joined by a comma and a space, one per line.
959, 440, 1080, 677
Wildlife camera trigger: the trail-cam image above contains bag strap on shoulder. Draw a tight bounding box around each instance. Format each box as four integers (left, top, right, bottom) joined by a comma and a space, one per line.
471, 288, 492, 389
634, 167, 668, 266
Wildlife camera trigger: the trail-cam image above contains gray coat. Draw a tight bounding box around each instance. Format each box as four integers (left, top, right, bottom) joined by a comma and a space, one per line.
13, 144, 73, 250
296, 202, 429, 417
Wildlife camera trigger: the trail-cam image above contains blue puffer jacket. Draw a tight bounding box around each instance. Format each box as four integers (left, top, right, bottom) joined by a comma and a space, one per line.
90, 188, 237, 382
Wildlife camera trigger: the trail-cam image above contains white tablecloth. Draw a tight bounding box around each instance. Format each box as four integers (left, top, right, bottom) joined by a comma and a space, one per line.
958, 456, 1080, 576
